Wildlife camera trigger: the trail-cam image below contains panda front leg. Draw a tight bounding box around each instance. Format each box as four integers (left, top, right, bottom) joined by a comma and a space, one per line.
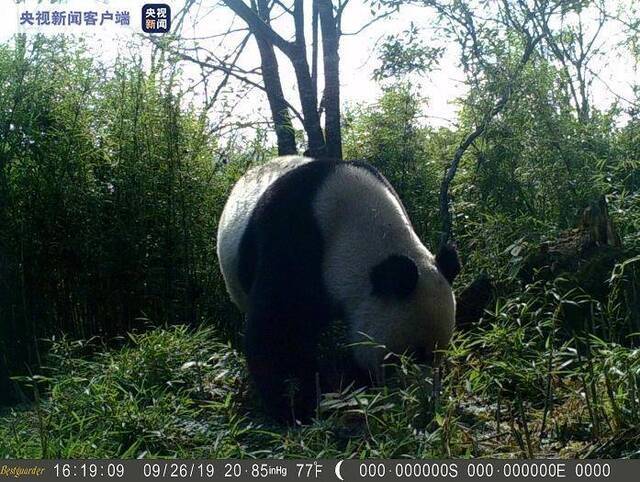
245, 301, 322, 424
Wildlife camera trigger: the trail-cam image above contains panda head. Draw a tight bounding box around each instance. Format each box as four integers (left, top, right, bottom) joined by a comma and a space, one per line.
350, 243, 460, 374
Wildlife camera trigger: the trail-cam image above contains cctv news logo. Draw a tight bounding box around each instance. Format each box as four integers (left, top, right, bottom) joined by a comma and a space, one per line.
142, 4, 171, 33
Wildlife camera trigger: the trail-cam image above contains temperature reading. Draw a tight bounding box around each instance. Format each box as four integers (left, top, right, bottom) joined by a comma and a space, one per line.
296, 462, 323, 479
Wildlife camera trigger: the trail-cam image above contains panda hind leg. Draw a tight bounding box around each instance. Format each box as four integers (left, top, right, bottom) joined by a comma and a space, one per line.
244, 301, 324, 424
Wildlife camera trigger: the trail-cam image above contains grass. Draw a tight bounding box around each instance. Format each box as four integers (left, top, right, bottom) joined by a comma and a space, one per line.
1, 279, 640, 459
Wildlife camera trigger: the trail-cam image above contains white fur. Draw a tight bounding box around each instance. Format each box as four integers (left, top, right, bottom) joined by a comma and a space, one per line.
313, 164, 455, 375
217, 157, 456, 378
217, 156, 315, 310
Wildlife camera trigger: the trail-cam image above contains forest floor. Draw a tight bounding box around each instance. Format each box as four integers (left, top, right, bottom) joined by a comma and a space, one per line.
1, 318, 638, 459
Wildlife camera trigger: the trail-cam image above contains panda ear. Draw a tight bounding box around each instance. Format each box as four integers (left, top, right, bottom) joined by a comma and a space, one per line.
436, 242, 461, 285
370, 255, 419, 299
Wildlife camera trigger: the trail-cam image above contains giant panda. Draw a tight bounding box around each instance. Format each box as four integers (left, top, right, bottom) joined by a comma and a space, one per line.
217, 156, 460, 422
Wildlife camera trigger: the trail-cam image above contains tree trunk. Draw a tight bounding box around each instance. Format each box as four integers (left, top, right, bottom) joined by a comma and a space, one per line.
311, 0, 319, 97
255, 0, 297, 155
224, 0, 329, 158
318, 0, 342, 160
291, 0, 326, 158
291, 52, 326, 157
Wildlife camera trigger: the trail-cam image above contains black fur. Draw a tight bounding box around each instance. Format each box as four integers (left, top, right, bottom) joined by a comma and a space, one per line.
235, 159, 433, 422
436, 242, 461, 285
237, 160, 339, 422
370, 255, 418, 299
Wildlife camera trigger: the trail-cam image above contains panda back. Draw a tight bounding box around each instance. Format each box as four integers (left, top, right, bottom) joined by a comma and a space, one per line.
216, 156, 317, 310
313, 162, 431, 311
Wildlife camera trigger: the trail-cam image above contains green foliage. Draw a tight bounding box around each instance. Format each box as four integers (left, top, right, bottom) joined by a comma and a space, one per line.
0, 326, 446, 458
3, 292, 639, 458
441, 54, 639, 282
0, 37, 243, 387
373, 23, 444, 81
0, 326, 250, 458
1, 16, 640, 458
328, 34, 640, 456
443, 283, 640, 458
343, 84, 443, 244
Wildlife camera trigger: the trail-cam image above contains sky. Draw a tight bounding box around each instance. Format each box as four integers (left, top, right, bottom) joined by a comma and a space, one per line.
0, 0, 637, 130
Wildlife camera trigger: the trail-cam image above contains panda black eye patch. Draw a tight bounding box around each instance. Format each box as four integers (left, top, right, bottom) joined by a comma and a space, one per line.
370, 254, 419, 299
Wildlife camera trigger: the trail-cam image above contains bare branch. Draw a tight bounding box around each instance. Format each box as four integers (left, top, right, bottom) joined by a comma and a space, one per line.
340, 9, 397, 36
272, 0, 294, 15
146, 36, 304, 123
222, 0, 295, 56
206, 33, 252, 110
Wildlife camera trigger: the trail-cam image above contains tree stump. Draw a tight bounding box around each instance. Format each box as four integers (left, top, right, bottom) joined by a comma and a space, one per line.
517, 196, 630, 339
519, 196, 622, 297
